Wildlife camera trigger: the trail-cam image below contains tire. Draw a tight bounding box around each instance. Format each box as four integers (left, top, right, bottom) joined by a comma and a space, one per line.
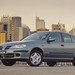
72, 57, 75, 66
47, 61, 56, 67
27, 50, 42, 66
1, 59, 16, 66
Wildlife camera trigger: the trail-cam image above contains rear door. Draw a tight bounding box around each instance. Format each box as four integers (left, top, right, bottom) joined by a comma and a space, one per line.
61, 33, 75, 59
44, 32, 74, 60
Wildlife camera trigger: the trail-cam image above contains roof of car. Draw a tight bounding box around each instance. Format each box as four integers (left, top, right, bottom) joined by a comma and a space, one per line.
37, 31, 74, 36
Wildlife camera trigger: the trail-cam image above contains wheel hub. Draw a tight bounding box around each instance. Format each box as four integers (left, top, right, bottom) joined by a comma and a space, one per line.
30, 52, 41, 65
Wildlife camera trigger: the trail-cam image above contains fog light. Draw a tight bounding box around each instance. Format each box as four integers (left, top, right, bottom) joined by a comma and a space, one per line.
16, 54, 20, 57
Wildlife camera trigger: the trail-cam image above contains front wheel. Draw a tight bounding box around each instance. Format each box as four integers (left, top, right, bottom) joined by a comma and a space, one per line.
47, 61, 56, 67
1, 59, 16, 66
72, 57, 75, 66
27, 50, 42, 66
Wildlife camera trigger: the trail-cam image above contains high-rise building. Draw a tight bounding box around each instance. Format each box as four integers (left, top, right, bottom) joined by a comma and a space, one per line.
12, 27, 19, 41
0, 22, 7, 43
52, 22, 66, 32
37, 29, 49, 31
36, 17, 45, 30
69, 27, 75, 35
0, 22, 8, 32
0, 22, 4, 32
0, 16, 30, 42
11, 24, 30, 41
18, 25, 30, 40
1, 16, 12, 41
11, 16, 21, 41
12, 17, 21, 27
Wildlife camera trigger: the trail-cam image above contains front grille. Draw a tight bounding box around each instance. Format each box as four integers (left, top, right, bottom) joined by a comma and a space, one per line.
5, 46, 11, 50
4, 53, 14, 58
0, 46, 3, 50
4, 53, 20, 58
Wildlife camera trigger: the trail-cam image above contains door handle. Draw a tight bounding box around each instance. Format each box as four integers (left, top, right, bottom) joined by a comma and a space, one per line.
61, 44, 64, 47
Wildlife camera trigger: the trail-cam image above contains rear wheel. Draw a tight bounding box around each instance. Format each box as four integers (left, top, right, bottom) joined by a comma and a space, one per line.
1, 59, 16, 66
47, 61, 56, 67
27, 50, 42, 66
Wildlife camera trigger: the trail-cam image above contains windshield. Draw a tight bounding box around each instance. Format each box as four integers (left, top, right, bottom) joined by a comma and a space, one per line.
22, 32, 49, 41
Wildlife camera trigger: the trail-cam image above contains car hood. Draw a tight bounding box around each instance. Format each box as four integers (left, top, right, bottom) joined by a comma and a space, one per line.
0, 40, 43, 46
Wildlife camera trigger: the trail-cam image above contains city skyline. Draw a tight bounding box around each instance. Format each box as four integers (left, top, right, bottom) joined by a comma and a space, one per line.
0, 0, 75, 31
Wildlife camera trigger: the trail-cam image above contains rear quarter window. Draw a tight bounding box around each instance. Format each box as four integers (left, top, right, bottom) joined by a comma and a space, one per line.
62, 33, 72, 42
71, 35, 75, 43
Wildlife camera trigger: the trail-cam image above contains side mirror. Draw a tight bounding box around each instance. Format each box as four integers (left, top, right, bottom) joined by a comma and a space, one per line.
47, 37, 55, 43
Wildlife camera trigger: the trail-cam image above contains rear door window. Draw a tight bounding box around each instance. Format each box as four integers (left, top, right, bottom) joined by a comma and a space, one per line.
71, 35, 75, 43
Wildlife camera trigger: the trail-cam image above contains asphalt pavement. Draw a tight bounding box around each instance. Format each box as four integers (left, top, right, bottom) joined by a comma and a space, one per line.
0, 63, 75, 75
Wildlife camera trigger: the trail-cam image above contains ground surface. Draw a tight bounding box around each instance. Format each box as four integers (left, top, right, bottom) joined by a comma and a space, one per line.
0, 63, 75, 75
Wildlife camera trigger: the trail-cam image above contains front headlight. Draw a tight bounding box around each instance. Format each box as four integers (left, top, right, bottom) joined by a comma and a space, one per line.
10, 44, 26, 49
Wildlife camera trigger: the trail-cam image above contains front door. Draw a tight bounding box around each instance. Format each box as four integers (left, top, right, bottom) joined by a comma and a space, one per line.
44, 32, 64, 59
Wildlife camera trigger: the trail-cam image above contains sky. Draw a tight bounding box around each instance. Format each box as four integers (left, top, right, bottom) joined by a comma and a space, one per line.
0, 0, 75, 32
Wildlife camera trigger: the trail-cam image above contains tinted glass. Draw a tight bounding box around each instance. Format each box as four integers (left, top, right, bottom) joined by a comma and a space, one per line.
71, 35, 75, 42
62, 33, 71, 42
49, 32, 61, 42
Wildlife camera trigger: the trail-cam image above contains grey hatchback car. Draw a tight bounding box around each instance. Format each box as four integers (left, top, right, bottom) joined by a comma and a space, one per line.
0, 31, 75, 66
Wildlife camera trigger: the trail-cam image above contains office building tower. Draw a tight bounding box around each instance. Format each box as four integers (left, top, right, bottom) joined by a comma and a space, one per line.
36, 17, 45, 30
52, 22, 66, 32
1, 16, 12, 41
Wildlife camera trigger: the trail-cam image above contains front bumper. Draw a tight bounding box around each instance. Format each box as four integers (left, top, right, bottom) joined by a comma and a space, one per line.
0, 50, 30, 60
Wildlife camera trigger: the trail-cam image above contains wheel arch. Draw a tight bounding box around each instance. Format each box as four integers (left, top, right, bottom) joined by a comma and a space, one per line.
30, 47, 43, 55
